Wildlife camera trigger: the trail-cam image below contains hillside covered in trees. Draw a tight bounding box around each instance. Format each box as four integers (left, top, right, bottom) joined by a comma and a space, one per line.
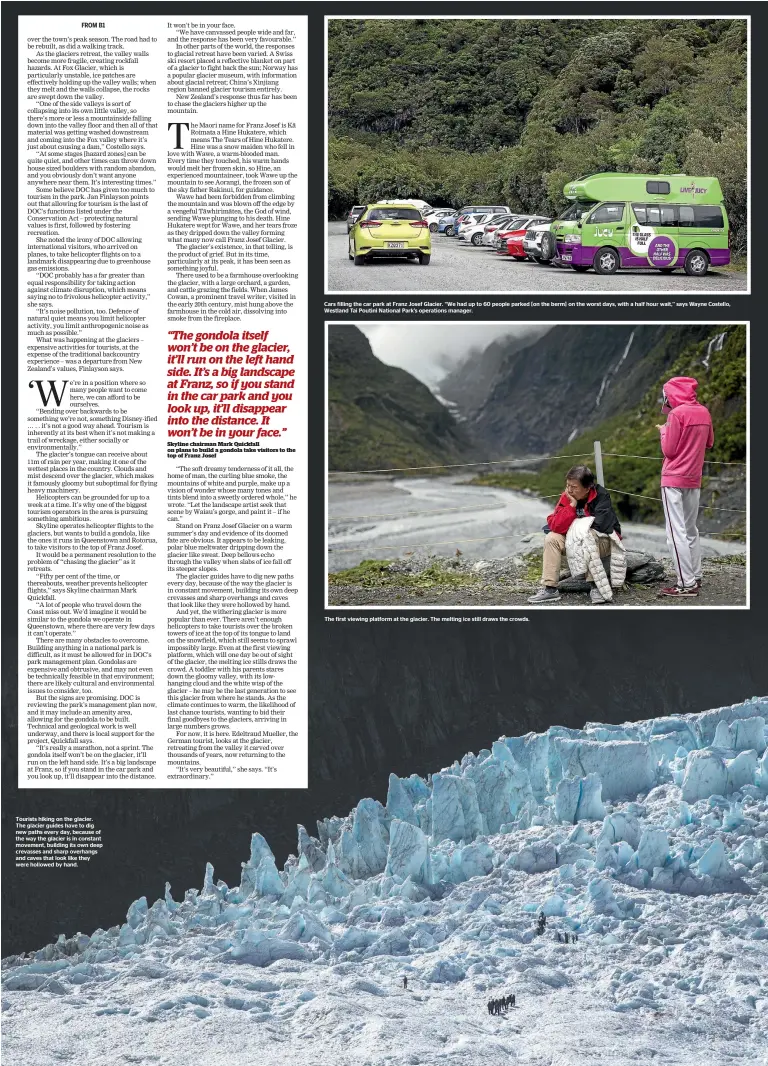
328, 18, 747, 254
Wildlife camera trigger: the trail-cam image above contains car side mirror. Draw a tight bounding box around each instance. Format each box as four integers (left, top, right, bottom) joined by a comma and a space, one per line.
577, 221, 582, 229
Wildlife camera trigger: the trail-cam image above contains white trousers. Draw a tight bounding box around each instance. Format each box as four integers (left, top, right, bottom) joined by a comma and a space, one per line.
661, 486, 702, 588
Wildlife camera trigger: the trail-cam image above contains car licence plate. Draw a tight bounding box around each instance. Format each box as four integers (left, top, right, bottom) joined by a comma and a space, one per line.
560, 252, 572, 262
387, 242, 406, 249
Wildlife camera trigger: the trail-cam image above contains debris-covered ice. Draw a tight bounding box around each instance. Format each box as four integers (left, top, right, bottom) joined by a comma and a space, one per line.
4, 699, 768, 1065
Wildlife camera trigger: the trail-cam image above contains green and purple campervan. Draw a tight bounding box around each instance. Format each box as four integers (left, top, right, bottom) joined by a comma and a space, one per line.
553, 173, 730, 276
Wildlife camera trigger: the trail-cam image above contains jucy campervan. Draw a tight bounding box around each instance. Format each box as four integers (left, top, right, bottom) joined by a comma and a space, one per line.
551, 173, 730, 276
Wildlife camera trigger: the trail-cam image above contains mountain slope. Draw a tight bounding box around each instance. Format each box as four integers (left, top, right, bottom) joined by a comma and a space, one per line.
452, 324, 714, 457
471, 324, 746, 527
328, 325, 476, 472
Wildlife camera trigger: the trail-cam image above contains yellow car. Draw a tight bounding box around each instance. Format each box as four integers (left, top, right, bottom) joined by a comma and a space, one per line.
348, 203, 432, 266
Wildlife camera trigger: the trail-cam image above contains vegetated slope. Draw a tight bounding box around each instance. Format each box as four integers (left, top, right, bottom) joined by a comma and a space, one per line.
450, 324, 712, 456
473, 324, 746, 528
328, 18, 747, 254
328, 324, 476, 472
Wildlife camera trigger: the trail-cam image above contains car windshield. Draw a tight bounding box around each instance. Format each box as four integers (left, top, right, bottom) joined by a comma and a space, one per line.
366, 208, 423, 221
557, 201, 592, 221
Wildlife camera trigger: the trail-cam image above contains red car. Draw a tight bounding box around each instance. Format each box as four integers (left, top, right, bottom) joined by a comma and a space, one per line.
495, 216, 551, 259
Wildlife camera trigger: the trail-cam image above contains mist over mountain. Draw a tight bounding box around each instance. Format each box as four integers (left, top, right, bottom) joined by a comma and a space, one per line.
358, 324, 549, 390
443, 325, 715, 456
327, 325, 476, 471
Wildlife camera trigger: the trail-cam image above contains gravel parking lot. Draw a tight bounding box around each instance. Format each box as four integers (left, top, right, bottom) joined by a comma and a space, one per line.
327, 222, 748, 293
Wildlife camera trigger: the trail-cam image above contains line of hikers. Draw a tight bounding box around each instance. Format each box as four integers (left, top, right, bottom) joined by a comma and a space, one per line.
536, 912, 578, 942
487, 994, 515, 1015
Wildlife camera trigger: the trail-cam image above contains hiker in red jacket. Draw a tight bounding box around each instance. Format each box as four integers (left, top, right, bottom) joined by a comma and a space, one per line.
528, 464, 621, 605
656, 377, 714, 597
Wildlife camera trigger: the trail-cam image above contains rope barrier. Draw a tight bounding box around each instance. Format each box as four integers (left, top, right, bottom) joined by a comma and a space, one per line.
603, 452, 746, 466
604, 487, 747, 513
329, 494, 566, 524
332, 451, 747, 476
329, 504, 507, 522
331, 453, 594, 476
329, 489, 743, 526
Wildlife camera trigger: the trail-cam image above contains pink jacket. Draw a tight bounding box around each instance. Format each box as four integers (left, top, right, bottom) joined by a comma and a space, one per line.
659, 377, 714, 488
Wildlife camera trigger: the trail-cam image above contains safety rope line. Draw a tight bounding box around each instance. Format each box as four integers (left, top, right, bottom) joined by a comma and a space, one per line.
333, 450, 746, 475
603, 452, 746, 466
604, 487, 747, 513
329, 495, 569, 523
329, 489, 742, 525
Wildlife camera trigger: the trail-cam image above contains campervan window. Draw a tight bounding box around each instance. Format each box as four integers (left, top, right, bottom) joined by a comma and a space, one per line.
688, 205, 724, 228
636, 205, 676, 225
586, 203, 624, 224
632, 204, 725, 228
557, 201, 591, 221
646, 180, 671, 194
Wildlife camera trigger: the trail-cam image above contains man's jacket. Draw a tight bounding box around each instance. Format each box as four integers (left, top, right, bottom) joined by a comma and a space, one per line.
660, 376, 714, 489
547, 484, 621, 537
565, 517, 627, 602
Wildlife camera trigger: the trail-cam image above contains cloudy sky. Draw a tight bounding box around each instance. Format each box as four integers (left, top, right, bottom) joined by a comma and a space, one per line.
357, 323, 550, 387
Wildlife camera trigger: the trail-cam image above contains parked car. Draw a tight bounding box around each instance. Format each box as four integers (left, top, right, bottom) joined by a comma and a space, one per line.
462, 213, 512, 246
456, 213, 495, 240
437, 215, 459, 236
522, 220, 560, 263
348, 203, 432, 265
424, 209, 455, 233
346, 206, 367, 233
375, 198, 433, 216
481, 215, 524, 246
449, 205, 511, 236
493, 215, 537, 251
497, 217, 552, 259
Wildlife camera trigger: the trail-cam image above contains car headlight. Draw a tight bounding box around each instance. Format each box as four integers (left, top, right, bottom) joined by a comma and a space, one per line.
563, 235, 582, 244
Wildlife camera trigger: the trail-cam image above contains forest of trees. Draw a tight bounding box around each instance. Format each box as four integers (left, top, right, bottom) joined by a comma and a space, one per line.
328, 18, 747, 255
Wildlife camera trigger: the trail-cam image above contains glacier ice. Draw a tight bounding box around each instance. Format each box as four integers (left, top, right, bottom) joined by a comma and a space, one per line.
3, 698, 768, 1065
554, 738, 655, 800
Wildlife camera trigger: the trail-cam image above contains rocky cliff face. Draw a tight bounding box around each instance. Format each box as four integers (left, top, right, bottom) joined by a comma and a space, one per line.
328, 324, 476, 471
442, 324, 714, 457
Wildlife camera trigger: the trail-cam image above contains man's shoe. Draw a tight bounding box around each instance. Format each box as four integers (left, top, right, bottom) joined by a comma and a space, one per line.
528, 587, 561, 604
695, 578, 703, 589
589, 587, 608, 604
658, 585, 698, 598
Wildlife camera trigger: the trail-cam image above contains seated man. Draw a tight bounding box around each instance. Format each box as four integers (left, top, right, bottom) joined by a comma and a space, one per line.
528, 465, 622, 605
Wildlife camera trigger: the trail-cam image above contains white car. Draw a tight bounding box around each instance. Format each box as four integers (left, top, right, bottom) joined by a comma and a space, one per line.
424, 209, 455, 232
461, 213, 513, 246
522, 221, 558, 263
456, 213, 494, 240
481, 214, 524, 246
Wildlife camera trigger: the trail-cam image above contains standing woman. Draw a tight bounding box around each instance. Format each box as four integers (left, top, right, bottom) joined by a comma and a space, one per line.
656, 377, 714, 597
